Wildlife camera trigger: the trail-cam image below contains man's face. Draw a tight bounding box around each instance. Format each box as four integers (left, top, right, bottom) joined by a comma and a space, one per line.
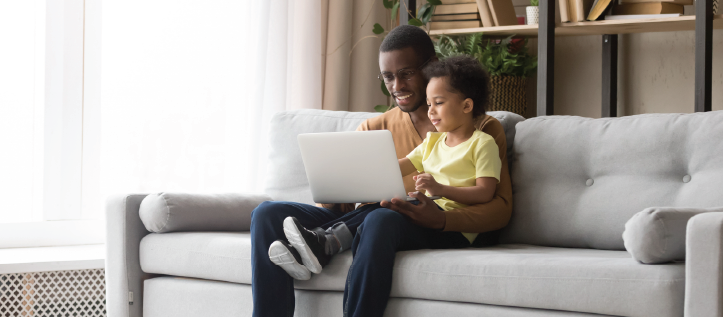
379, 47, 428, 113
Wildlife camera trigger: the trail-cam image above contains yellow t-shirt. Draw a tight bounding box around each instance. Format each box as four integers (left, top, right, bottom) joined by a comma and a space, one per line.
406, 130, 502, 243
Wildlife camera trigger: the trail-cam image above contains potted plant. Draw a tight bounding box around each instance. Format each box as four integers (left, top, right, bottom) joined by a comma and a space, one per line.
435, 33, 537, 116
527, 0, 539, 25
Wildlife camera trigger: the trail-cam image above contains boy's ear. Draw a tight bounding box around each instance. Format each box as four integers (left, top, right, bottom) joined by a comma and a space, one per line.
463, 98, 474, 114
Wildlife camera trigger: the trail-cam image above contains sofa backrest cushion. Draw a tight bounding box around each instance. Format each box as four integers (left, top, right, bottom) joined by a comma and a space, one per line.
500, 111, 723, 250
264, 109, 523, 204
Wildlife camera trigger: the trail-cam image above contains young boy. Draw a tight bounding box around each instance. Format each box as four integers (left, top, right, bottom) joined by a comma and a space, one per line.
269, 55, 501, 279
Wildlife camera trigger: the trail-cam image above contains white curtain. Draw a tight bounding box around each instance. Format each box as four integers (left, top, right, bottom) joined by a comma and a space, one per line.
101, 0, 324, 198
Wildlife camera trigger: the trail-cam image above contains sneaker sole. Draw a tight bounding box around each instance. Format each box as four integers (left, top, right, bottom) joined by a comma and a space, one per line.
268, 240, 311, 280
283, 217, 323, 274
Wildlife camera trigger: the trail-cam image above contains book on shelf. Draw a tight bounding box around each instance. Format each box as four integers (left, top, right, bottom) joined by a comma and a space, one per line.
604, 13, 681, 19
612, 2, 684, 14
618, 0, 692, 5
587, 0, 614, 20
487, 0, 519, 25
568, 0, 579, 21
439, 0, 480, 3
429, 20, 483, 30
475, 0, 496, 26
431, 13, 481, 21
435, 3, 479, 14
560, 0, 571, 22
571, 0, 595, 21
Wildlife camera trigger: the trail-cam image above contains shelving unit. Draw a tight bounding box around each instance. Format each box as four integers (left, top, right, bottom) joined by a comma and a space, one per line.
418, 1, 719, 116
429, 15, 723, 37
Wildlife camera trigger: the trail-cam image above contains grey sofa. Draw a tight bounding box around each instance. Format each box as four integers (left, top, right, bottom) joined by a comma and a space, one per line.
106, 109, 723, 317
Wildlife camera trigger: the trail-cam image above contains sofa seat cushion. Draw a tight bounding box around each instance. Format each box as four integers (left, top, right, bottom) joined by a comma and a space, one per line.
140, 233, 684, 317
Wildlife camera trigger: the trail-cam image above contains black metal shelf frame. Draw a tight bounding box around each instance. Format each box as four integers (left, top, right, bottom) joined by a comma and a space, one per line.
537, 0, 715, 116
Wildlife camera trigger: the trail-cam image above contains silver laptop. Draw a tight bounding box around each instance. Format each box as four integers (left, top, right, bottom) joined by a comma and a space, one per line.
297, 130, 415, 204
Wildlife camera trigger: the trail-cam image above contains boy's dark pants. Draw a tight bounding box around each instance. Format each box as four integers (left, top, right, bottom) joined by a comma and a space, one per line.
250, 201, 469, 317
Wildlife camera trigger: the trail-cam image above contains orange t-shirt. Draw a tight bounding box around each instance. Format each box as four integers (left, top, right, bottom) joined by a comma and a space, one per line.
356, 107, 512, 233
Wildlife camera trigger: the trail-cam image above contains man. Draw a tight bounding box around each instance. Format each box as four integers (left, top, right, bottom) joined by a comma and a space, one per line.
250, 25, 512, 317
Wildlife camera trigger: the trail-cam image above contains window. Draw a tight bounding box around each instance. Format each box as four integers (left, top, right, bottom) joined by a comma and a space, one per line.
0, 0, 102, 248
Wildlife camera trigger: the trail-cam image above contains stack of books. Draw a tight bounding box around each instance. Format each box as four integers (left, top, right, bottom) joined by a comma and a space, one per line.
560, 0, 694, 21
558, 0, 595, 22
428, 0, 519, 30
430, 1, 482, 30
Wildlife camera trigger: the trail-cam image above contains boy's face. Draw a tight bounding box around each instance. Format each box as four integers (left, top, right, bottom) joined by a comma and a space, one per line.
378, 47, 428, 113
426, 76, 473, 133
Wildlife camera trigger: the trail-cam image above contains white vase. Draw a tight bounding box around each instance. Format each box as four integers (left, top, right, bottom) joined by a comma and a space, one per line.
526, 6, 539, 25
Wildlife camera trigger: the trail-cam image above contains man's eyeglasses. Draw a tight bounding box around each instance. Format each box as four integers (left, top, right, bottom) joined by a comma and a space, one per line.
377, 57, 432, 84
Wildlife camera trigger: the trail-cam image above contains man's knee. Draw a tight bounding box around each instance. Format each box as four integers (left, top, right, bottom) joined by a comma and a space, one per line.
251, 201, 286, 226
357, 208, 405, 235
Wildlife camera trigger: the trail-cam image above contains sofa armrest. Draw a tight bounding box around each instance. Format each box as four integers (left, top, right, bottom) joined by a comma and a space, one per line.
106, 194, 154, 317
685, 212, 723, 317
138, 192, 272, 233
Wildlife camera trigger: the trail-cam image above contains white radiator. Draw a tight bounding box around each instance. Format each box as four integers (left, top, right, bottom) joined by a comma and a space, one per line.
0, 269, 106, 317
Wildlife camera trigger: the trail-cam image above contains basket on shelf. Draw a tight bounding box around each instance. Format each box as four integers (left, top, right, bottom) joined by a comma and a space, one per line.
488, 75, 527, 116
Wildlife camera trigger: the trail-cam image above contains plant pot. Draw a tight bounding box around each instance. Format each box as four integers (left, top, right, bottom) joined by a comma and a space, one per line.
526, 6, 539, 25
488, 76, 527, 116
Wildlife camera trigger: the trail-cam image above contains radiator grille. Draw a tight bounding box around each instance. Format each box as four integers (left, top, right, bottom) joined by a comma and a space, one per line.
0, 269, 106, 317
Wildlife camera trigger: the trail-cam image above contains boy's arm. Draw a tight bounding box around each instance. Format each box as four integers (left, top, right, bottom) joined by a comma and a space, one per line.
415, 176, 497, 205
399, 158, 417, 177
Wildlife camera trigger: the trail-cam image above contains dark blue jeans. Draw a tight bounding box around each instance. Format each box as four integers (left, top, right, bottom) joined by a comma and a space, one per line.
250, 201, 469, 317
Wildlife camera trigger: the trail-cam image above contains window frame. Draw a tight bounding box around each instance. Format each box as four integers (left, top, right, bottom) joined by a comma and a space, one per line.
0, 0, 103, 248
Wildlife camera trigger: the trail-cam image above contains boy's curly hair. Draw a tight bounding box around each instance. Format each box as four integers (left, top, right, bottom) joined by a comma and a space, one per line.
423, 55, 490, 118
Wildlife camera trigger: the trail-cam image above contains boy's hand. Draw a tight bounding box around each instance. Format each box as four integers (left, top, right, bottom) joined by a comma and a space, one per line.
413, 173, 444, 196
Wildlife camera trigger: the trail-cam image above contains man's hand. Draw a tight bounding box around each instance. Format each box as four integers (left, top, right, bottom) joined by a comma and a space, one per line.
413, 173, 444, 196
380, 192, 446, 230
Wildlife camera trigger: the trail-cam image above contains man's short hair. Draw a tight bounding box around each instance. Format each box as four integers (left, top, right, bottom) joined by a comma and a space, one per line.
379, 25, 436, 63
423, 55, 490, 118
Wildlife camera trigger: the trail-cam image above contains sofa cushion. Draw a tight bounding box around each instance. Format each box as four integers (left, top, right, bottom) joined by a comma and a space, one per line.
139, 193, 271, 233
502, 111, 723, 250
623, 206, 723, 264
140, 232, 684, 317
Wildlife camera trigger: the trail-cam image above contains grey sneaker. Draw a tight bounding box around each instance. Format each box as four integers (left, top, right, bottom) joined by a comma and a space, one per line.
268, 240, 311, 280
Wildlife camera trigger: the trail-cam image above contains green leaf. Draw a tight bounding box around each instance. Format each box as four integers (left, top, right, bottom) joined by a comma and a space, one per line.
428, 0, 443, 5
381, 81, 391, 96
408, 18, 424, 26
530, 0, 539, 6
372, 23, 385, 35
421, 4, 435, 24
382, 0, 394, 9
375, 105, 389, 112
391, 2, 400, 22
418, 3, 430, 19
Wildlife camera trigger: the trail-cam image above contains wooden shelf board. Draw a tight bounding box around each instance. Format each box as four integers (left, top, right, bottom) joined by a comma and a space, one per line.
429, 15, 723, 37
429, 24, 539, 37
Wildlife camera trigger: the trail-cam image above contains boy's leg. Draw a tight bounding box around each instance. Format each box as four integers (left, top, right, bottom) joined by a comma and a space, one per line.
282, 203, 384, 272
250, 201, 345, 317
342, 207, 469, 317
